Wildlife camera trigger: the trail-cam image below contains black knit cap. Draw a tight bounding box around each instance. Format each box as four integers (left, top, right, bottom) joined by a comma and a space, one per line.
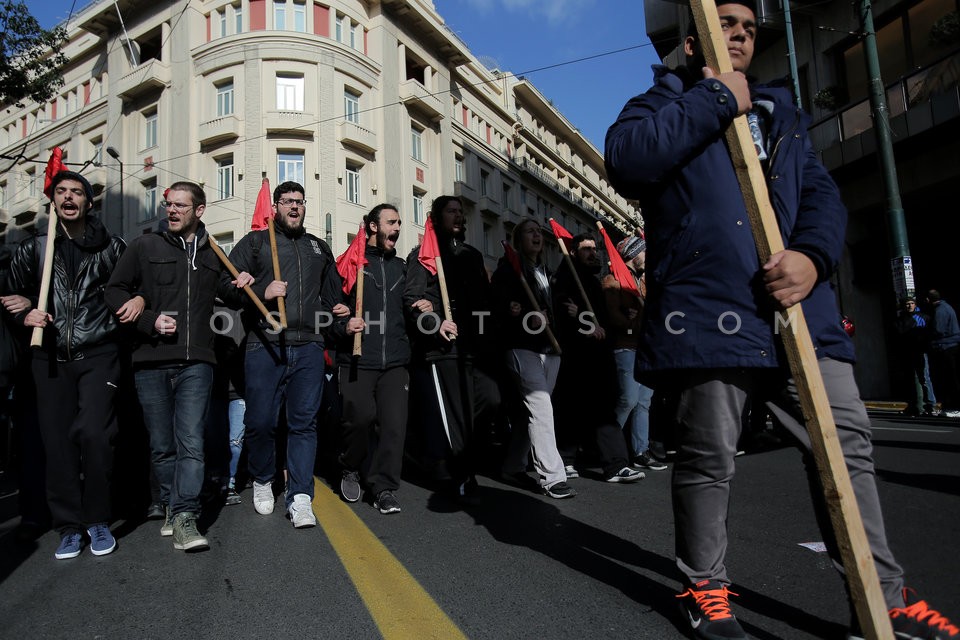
49, 170, 95, 205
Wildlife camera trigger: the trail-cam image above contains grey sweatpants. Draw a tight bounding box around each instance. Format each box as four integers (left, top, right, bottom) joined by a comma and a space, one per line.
672, 358, 905, 608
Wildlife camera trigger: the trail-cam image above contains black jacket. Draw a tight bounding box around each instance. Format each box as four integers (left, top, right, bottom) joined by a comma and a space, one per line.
403, 235, 494, 362
105, 223, 231, 366
490, 257, 557, 354
331, 245, 411, 370
224, 228, 341, 345
6, 216, 124, 361
552, 259, 612, 356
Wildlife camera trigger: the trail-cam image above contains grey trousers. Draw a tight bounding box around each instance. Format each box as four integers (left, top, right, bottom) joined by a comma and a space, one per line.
672, 358, 905, 607
502, 349, 566, 488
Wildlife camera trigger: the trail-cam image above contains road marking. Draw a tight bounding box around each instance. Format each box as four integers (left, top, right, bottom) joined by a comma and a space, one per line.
312, 479, 468, 640
872, 426, 952, 433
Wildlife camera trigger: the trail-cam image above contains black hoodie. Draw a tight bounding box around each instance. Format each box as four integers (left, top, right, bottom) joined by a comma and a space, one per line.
6, 215, 125, 361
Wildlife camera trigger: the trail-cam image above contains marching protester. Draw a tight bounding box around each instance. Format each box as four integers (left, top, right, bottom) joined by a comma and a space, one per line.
491, 218, 572, 499
223, 181, 342, 528
925, 289, 960, 419
106, 180, 251, 552
551, 232, 642, 484
403, 195, 500, 504
605, 1, 958, 638
5, 170, 126, 560
601, 234, 667, 472
894, 297, 937, 417
332, 204, 411, 514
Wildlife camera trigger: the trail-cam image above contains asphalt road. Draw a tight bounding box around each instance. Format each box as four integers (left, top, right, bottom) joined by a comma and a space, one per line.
1, 410, 957, 640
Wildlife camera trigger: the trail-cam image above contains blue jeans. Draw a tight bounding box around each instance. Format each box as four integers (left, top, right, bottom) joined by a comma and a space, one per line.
135, 363, 214, 516
228, 399, 246, 482
613, 349, 654, 457
244, 342, 324, 507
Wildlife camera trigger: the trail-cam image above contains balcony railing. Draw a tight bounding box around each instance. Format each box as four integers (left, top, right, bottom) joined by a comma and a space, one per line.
264, 110, 316, 135
810, 49, 960, 159
509, 155, 617, 226
399, 79, 444, 121
199, 115, 241, 145
115, 58, 171, 100
337, 120, 377, 153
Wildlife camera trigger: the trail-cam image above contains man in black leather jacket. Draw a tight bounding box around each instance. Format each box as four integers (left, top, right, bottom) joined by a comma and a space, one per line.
5, 171, 132, 560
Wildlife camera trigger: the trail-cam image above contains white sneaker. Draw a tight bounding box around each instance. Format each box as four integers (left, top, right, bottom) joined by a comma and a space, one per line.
288, 493, 317, 528
563, 465, 580, 479
252, 481, 275, 515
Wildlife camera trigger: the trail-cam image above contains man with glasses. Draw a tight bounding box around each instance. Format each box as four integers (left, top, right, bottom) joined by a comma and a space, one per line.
223, 181, 342, 528
106, 181, 252, 552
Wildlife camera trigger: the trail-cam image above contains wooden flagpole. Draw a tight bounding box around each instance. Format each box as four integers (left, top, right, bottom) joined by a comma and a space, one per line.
691, 1, 893, 637
267, 218, 288, 328
549, 218, 595, 316
352, 269, 364, 356
209, 237, 283, 333
30, 205, 60, 347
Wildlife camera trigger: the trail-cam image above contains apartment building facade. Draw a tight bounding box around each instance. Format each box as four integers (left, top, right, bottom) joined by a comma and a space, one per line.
643, 0, 960, 399
0, 0, 640, 271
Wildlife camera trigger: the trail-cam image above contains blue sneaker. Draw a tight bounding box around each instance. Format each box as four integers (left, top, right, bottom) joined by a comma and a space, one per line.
86, 524, 117, 556
54, 532, 84, 560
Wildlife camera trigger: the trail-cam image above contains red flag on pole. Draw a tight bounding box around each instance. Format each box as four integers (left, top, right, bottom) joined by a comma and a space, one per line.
250, 178, 273, 231
501, 240, 523, 276
336, 223, 368, 294
598, 224, 640, 297
418, 215, 440, 276
548, 218, 574, 252
42, 147, 65, 200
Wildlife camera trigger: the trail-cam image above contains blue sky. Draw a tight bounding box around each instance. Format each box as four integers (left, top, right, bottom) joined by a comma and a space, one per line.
29, 0, 662, 150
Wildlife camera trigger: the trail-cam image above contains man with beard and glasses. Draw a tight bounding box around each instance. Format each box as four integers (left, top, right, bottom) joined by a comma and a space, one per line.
403, 195, 500, 505
106, 181, 252, 553
551, 233, 641, 484
332, 204, 419, 514
6, 171, 128, 560
223, 181, 343, 529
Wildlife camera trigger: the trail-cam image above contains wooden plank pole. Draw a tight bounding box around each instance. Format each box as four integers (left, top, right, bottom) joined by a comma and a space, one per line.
435, 255, 455, 343
549, 218, 595, 316
209, 237, 283, 333
266, 218, 288, 328
30, 205, 59, 347
690, 1, 893, 637
352, 268, 364, 357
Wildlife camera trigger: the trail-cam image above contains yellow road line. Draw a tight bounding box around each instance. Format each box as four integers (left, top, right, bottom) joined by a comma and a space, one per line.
313, 479, 468, 640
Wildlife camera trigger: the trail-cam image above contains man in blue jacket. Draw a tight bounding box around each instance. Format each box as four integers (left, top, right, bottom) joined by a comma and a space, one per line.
605, 2, 957, 639
925, 289, 960, 418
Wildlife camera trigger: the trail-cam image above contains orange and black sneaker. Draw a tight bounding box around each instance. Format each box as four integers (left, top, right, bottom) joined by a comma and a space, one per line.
677, 580, 747, 640
849, 588, 959, 640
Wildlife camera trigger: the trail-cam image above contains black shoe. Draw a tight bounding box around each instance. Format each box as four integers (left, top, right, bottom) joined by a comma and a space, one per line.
374, 490, 401, 514
224, 488, 242, 506
633, 451, 668, 471
146, 502, 166, 520
341, 470, 362, 503
543, 481, 577, 499
677, 580, 746, 640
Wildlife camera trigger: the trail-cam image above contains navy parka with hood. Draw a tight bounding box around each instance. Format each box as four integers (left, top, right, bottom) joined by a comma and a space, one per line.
604, 66, 853, 378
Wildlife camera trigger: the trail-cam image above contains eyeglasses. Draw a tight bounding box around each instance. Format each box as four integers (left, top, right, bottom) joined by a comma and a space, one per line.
277, 198, 306, 207
162, 201, 194, 212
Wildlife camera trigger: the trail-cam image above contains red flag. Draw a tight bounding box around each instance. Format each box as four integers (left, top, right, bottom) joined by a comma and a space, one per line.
598, 224, 640, 297
42, 147, 65, 199
548, 218, 574, 252
250, 178, 273, 231
336, 223, 368, 294
501, 240, 522, 276
417, 215, 440, 276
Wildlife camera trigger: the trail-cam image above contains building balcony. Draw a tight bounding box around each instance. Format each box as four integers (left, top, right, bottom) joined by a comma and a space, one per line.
478, 195, 500, 216
399, 79, 444, 121
115, 58, 171, 101
454, 180, 477, 204
337, 120, 377, 153
264, 110, 316, 136
199, 115, 242, 146
85, 166, 107, 191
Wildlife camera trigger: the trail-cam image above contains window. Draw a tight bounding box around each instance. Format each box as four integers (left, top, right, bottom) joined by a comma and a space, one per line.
278, 151, 304, 184
217, 81, 235, 116
335, 14, 344, 42
454, 156, 463, 182
27, 169, 37, 197
144, 111, 158, 149
234, 4, 243, 33
293, 1, 306, 32
219, 9, 227, 37
325, 212, 333, 245
411, 127, 423, 162
480, 169, 489, 196
349, 21, 357, 49
345, 163, 361, 204
92, 139, 103, 166
274, 1, 286, 29
215, 232, 236, 255
0, 182, 5, 208
502, 183, 511, 208
344, 90, 360, 124
483, 223, 492, 255
217, 156, 234, 200
141, 183, 158, 223
276, 74, 304, 111
412, 190, 424, 225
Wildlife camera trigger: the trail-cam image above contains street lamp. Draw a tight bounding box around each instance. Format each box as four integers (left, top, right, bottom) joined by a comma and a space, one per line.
106, 146, 123, 237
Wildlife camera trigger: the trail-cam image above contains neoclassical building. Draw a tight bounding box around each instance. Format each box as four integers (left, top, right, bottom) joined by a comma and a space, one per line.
0, 0, 640, 268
